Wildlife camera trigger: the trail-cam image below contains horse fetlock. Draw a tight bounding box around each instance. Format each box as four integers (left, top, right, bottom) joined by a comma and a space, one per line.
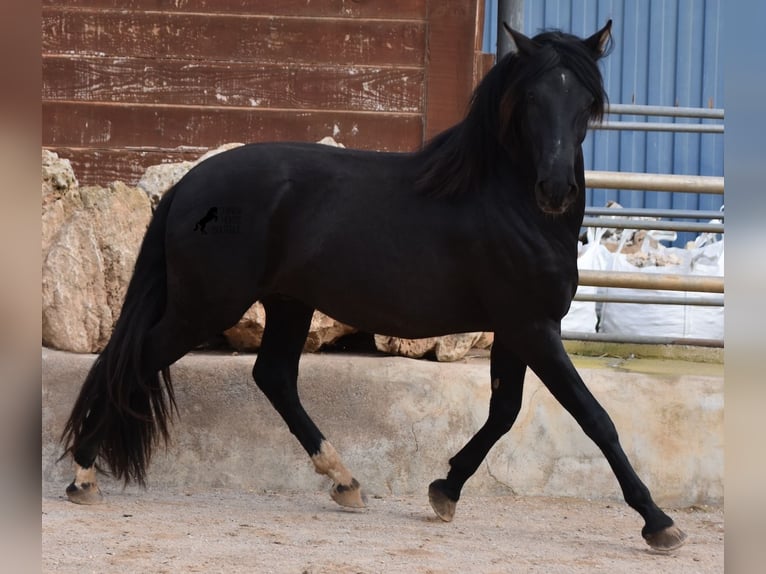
311, 441, 365, 508
311, 441, 352, 483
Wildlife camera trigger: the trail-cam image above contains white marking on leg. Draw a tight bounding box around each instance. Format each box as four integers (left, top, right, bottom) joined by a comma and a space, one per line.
311, 440, 353, 485
73, 463, 97, 488
66, 462, 103, 504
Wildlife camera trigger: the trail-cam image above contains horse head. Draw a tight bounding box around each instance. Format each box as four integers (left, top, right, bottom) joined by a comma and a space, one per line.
503, 21, 612, 215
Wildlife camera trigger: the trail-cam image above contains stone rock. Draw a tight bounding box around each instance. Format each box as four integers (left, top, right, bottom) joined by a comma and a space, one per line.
373, 335, 435, 359
42, 149, 78, 200
137, 160, 194, 206
317, 136, 345, 148
42, 150, 79, 254
42, 180, 152, 352
222, 303, 267, 351
304, 311, 356, 352
374, 332, 493, 362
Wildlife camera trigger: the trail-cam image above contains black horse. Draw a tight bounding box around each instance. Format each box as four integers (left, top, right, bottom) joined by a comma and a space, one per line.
61, 21, 686, 551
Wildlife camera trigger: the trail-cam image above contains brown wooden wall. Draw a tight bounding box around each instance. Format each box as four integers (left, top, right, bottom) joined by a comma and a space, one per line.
42, 0, 487, 185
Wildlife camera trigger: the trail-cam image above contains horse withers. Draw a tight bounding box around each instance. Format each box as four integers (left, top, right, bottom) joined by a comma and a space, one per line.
60, 21, 686, 551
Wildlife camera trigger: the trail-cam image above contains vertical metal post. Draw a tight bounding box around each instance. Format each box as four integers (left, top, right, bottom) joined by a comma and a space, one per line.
497, 0, 523, 58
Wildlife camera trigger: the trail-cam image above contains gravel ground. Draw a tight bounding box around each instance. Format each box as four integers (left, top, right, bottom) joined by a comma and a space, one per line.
42, 485, 723, 573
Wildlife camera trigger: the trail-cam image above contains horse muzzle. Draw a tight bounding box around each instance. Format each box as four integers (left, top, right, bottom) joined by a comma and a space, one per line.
534, 178, 579, 215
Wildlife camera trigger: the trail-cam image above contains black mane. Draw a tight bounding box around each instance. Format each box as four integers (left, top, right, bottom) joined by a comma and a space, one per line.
417, 30, 609, 198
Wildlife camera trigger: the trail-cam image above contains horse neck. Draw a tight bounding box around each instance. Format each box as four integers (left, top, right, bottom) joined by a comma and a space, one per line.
414, 120, 497, 197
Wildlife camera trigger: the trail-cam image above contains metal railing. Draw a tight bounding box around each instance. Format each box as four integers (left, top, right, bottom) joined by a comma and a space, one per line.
565, 104, 724, 347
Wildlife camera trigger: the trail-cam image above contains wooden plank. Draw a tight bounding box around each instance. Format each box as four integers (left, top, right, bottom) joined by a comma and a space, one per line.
44, 146, 205, 186
43, 56, 425, 113
40, 0, 428, 20
43, 101, 423, 152
42, 8, 426, 66
423, 0, 482, 140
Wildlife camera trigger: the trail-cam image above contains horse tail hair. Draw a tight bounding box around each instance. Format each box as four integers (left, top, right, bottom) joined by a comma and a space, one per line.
60, 185, 180, 486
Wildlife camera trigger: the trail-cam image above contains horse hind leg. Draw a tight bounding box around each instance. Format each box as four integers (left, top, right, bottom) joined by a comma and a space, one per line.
65, 299, 245, 504
65, 388, 107, 504
253, 297, 365, 508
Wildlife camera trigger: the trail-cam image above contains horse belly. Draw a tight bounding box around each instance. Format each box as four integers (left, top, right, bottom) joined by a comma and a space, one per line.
316, 272, 488, 339
273, 222, 491, 337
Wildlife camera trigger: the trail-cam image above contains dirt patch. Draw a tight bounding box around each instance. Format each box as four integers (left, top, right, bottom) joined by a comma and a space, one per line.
42, 485, 723, 573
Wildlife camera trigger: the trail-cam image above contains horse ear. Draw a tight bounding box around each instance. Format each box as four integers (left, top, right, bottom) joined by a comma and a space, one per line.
584, 19, 613, 58
502, 22, 539, 57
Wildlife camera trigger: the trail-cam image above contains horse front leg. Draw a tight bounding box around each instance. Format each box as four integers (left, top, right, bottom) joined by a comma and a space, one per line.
518, 323, 687, 551
429, 337, 526, 521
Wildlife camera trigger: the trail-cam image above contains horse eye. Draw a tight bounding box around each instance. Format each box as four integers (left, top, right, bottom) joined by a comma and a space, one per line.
526, 92, 535, 102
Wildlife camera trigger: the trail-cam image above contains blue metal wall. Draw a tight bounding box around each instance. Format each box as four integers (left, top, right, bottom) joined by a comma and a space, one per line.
482, 1, 724, 242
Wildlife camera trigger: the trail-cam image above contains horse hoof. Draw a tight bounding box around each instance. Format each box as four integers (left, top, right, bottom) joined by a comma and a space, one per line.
330, 478, 366, 508
644, 524, 688, 551
428, 480, 457, 522
65, 481, 104, 505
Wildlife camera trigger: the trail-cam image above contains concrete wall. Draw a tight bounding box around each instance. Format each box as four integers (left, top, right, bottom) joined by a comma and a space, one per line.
42, 348, 723, 507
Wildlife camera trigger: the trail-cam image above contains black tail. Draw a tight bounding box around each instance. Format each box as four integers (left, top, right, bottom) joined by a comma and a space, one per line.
61, 185, 179, 485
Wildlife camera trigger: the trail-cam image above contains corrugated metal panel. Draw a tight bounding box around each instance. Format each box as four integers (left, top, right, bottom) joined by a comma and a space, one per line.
482, 0, 724, 244
482, 0, 499, 52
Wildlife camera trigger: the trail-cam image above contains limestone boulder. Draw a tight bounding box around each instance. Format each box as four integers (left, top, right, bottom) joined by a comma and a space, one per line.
42, 179, 152, 352
42, 150, 79, 254
374, 332, 493, 362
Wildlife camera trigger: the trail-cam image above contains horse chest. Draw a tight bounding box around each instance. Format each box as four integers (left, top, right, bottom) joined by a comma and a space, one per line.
486, 223, 579, 319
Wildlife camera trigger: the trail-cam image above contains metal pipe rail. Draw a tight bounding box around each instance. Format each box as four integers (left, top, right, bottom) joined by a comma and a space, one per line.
594, 121, 723, 133
573, 293, 724, 307
578, 270, 724, 294
561, 331, 722, 348
584, 170, 724, 194
604, 103, 725, 119
594, 104, 725, 133
581, 216, 723, 234
585, 207, 723, 220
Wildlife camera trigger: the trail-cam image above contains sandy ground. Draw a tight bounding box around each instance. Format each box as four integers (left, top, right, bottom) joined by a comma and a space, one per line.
42, 484, 723, 573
